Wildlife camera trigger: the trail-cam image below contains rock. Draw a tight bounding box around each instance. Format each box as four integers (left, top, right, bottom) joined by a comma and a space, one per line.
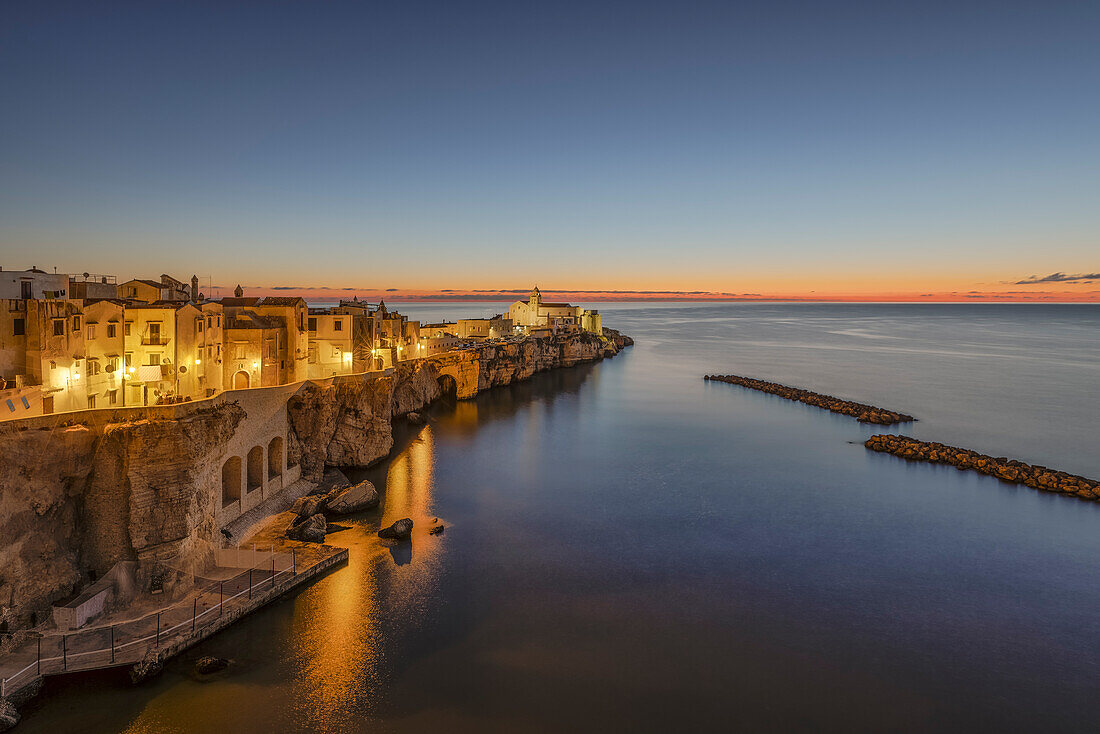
378, 518, 413, 540
131, 648, 165, 684
324, 479, 379, 515
287, 513, 327, 543
0, 699, 18, 732
428, 524, 445, 535
406, 411, 427, 425
194, 656, 229, 675
291, 495, 324, 519
0, 698, 19, 732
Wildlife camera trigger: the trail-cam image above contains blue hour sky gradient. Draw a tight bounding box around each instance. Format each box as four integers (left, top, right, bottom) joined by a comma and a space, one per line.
1, 1, 1098, 299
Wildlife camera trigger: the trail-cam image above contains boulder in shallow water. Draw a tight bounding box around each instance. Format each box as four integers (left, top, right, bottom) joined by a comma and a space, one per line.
378, 518, 413, 540
324, 479, 379, 515
194, 656, 229, 675
291, 495, 324, 520
0, 699, 19, 732
131, 649, 165, 684
406, 411, 427, 425
287, 513, 327, 543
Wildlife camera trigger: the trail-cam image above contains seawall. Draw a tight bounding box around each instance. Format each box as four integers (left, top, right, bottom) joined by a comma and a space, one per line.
0, 329, 630, 632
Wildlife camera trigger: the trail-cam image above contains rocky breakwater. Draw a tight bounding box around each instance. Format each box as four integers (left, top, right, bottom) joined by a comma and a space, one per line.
865, 434, 1100, 500
705, 374, 915, 425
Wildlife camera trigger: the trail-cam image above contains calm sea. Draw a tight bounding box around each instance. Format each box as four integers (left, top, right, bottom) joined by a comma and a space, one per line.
18, 302, 1100, 733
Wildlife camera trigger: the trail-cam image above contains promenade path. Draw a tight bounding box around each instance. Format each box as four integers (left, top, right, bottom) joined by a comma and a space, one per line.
0, 537, 346, 700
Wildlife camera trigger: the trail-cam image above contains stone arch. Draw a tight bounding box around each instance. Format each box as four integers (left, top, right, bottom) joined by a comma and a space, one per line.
268, 436, 283, 480
437, 374, 457, 399
247, 446, 264, 492
233, 370, 250, 389
221, 456, 242, 507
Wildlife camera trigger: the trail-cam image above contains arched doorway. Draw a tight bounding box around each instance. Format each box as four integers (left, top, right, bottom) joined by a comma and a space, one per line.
233, 370, 250, 389
437, 374, 457, 400
268, 436, 283, 480
247, 446, 264, 492
221, 456, 242, 507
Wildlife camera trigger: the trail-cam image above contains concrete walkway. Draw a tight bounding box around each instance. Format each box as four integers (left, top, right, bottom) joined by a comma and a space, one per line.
0, 537, 346, 701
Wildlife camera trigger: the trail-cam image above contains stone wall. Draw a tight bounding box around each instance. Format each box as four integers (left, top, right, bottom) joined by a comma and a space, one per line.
0, 330, 628, 631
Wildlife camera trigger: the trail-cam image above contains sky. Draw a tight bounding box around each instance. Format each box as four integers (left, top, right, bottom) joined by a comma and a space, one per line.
1, 0, 1098, 301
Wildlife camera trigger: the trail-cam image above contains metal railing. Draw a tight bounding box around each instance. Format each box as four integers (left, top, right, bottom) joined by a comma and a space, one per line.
0, 548, 297, 698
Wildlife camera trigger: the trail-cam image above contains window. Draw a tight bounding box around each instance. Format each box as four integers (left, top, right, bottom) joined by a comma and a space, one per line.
107, 323, 116, 338
89, 360, 101, 375
308, 317, 317, 331
13, 318, 24, 336
125, 353, 133, 368
87, 395, 96, 409
233, 343, 247, 360
147, 353, 160, 366
124, 322, 132, 336
106, 358, 119, 373
334, 319, 343, 332
148, 323, 161, 343
53, 320, 64, 336
73, 316, 81, 331
108, 390, 118, 406
197, 318, 204, 333
86, 325, 96, 340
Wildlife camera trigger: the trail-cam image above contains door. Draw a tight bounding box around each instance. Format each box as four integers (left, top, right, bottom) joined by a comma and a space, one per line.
233, 370, 250, 389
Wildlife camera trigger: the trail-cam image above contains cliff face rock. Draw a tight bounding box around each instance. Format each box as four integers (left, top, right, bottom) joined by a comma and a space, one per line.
0, 425, 96, 629
0, 403, 245, 630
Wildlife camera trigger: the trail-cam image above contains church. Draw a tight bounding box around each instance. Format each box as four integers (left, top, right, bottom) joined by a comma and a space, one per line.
507, 287, 602, 334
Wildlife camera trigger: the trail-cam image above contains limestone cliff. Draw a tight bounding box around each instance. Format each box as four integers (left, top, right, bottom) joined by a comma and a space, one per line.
0, 403, 244, 630
0, 330, 629, 630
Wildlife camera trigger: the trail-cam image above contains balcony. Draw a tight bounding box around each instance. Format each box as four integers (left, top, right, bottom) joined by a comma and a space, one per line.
141, 335, 170, 346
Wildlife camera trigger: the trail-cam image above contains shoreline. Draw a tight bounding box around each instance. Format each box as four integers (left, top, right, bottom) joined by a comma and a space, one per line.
0, 328, 632, 727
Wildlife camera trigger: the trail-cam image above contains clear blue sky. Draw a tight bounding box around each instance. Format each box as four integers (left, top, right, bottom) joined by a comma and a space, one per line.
1, 1, 1097, 297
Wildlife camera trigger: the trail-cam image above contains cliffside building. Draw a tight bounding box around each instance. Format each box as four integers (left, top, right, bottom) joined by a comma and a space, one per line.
508, 287, 601, 335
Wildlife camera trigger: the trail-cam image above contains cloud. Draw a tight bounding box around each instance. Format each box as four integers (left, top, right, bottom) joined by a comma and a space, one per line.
386, 288, 398, 292
1015, 272, 1100, 284
271, 285, 300, 290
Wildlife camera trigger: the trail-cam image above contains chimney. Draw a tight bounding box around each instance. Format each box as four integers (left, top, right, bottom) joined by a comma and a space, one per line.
191, 275, 199, 302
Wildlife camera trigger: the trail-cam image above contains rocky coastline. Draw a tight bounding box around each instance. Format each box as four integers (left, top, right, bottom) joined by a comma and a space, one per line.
865, 434, 1100, 500
704, 374, 915, 425
0, 329, 632, 635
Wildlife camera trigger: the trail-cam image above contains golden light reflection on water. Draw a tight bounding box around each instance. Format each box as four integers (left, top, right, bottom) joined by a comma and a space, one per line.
290, 424, 445, 731
79, 426, 448, 734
